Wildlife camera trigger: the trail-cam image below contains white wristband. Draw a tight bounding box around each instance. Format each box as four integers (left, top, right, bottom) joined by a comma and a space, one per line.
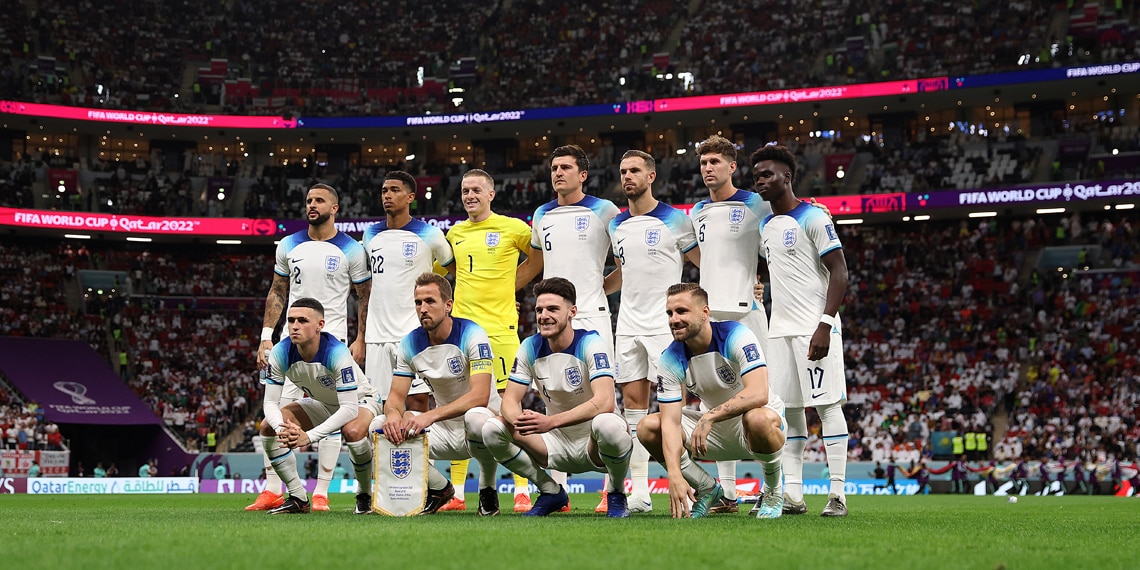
819, 313, 839, 328
260, 327, 275, 342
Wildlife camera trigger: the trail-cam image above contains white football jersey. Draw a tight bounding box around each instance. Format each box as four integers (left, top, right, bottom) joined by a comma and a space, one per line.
607, 202, 696, 335
689, 190, 771, 316
265, 333, 377, 439
531, 195, 620, 319
361, 219, 454, 343
274, 230, 370, 341
760, 201, 843, 338
656, 321, 774, 409
394, 318, 501, 429
510, 329, 615, 440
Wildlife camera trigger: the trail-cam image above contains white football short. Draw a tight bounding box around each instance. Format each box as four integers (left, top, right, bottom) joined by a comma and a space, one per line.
614, 333, 672, 384
295, 394, 382, 430
571, 314, 614, 353
680, 398, 786, 461
543, 418, 620, 475
766, 329, 846, 407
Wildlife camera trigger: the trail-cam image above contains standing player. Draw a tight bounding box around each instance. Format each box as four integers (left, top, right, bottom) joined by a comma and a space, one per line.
443, 169, 536, 513
361, 171, 451, 406
637, 283, 787, 519
753, 144, 850, 517
603, 150, 701, 513
687, 135, 772, 510
372, 273, 503, 515
260, 298, 381, 515
250, 183, 371, 512
481, 278, 633, 517
515, 144, 620, 511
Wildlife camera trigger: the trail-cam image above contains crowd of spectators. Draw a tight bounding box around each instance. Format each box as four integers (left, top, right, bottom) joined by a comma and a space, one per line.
0, 388, 65, 452
2, 1, 1138, 116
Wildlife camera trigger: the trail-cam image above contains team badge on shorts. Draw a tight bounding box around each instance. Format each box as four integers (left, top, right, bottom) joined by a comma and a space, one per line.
390, 449, 412, 479
402, 242, 418, 258
730, 208, 745, 224
716, 365, 735, 385
325, 255, 340, 272
565, 367, 583, 387
783, 229, 797, 248
485, 232, 500, 247
645, 229, 661, 246
575, 216, 590, 232
447, 357, 463, 375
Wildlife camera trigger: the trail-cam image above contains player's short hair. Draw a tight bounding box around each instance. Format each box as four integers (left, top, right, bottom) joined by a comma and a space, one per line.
666, 282, 708, 306
696, 135, 736, 161
291, 297, 326, 316
414, 272, 453, 303
551, 144, 590, 172
533, 277, 576, 305
749, 144, 798, 183
384, 170, 417, 194
621, 150, 656, 172
462, 168, 495, 187
309, 183, 339, 203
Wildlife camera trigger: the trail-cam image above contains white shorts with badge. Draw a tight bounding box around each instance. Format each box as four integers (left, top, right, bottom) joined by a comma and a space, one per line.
681, 399, 786, 461
767, 330, 846, 408
710, 307, 769, 355
367, 341, 431, 402
542, 418, 621, 475
295, 395, 383, 434
571, 314, 614, 352
615, 333, 671, 384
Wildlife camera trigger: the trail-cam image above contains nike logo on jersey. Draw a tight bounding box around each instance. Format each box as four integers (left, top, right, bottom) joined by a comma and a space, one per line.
290, 258, 303, 263
616, 237, 626, 244
542, 225, 555, 231
370, 248, 381, 253
454, 240, 465, 245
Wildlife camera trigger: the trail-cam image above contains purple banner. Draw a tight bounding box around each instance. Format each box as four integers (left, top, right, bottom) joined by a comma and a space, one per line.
0, 337, 162, 425
911, 179, 1140, 209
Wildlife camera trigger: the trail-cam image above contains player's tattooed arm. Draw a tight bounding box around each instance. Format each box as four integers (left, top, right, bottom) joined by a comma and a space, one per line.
258, 273, 289, 369
350, 279, 371, 365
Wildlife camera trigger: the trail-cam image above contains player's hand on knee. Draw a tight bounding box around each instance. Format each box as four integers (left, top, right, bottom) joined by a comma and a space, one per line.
689, 418, 712, 457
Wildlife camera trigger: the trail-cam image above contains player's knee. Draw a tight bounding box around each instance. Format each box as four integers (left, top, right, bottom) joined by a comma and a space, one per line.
590, 413, 628, 445
743, 408, 784, 450
260, 422, 275, 437
464, 407, 493, 443
341, 421, 367, 443
482, 417, 510, 447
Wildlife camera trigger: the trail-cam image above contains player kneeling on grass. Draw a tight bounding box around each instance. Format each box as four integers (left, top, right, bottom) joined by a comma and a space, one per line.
260, 298, 381, 515
482, 277, 633, 517
638, 283, 787, 519
369, 273, 504, 515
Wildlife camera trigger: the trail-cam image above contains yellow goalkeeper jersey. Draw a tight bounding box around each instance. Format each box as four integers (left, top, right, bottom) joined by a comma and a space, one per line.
447, 213, 532, 337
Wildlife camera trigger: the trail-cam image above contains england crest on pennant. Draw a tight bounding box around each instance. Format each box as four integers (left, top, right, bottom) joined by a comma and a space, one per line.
390, 449, 412, 479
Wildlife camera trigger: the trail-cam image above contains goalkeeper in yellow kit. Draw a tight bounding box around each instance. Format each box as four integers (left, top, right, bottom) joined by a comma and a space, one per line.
439, 169, 539, 513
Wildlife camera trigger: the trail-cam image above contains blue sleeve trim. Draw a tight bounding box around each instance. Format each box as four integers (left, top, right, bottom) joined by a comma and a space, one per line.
657, 396, 683, 404
819, 244, 842, 258
589, 372, 615, 381
741, 362, 766, 376
336, 386, 358, 392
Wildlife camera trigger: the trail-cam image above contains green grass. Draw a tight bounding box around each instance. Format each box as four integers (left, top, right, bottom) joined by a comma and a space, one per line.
2, 493, 1137, 569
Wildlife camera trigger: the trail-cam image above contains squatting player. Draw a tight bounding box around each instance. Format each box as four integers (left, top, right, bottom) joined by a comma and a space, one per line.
260, 298, 381, 515
515, 144, 620, 513
638, 283, 786, 519
754, 144, 850, 517
603, 150, 701, 513
371, 273, 503, 515
481, 278, 633, 517
251, 183, 370, 512
442, 168, 535, 513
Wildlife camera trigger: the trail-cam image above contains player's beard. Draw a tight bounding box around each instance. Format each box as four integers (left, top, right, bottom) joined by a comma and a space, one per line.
308, 212, 331, 226
670, 319, 701, 342
624, 184, 648, 201
538, 318, 566, 339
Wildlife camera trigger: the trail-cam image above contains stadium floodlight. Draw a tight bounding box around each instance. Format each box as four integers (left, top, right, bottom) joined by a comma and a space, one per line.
836, 218, 863, 225
1036, 208, 1065, 214
968, 211, 997, 218
216, 239, 242, 245
913, 215, 931, 221
64, 234, 92, 239
126, 237, 152, 243
1116, 203, 1135, 210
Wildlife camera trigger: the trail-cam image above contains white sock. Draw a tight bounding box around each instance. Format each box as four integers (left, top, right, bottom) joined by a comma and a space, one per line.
679, 451, 717, 494
346, 438, 373, 496
716, 461, 737, 500
783, 407, 808, 502
483, 418, 561, 495
263, 435, 306, 499
314, 432, 341, 496
551, 470, 568, 492
753, 449, 784, 494
261, 450, 284, 494
592, 413, 632, 494
818, 403, 849, 499
625, 408, 650, 497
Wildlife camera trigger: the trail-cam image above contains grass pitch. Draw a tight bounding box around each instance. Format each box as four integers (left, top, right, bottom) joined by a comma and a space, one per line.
3, 493, 1136, 569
